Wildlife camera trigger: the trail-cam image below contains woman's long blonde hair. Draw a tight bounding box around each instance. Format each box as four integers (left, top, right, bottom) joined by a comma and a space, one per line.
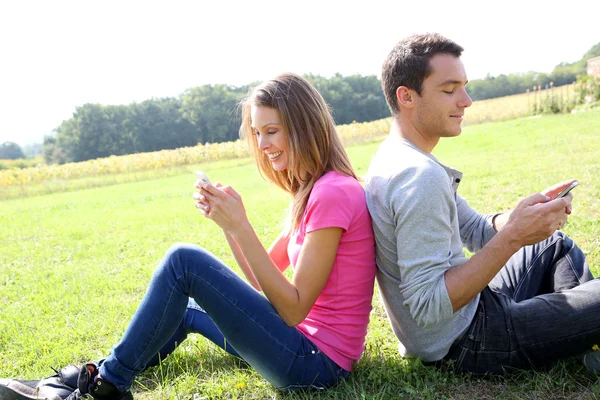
240, 73, 356, 234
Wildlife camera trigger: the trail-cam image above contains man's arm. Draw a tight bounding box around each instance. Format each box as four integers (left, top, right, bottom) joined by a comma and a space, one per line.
446, 193, 571, 311
457, 194, 499, 252
387, 166, 461, 328
385, 164, 572, 326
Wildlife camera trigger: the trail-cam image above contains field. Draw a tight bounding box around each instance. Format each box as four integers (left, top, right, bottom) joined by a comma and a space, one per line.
463, 84, 576, 126
1, 109, 600, 399
0, 85, 575, 200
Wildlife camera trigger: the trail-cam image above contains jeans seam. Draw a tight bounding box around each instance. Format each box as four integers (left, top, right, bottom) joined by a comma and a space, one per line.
564, 251, 584, 285
189, 267, 343, 390
186, 267, 317, 359
130, 286, 180, 373
513, 235, 559, 298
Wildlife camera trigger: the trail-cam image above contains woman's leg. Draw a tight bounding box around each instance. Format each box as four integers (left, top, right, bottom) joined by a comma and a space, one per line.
100, 243, 348, 392
145, 298, 241, 369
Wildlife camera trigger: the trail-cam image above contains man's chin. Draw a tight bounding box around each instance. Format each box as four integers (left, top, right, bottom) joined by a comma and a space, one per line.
442, 129, 462, 138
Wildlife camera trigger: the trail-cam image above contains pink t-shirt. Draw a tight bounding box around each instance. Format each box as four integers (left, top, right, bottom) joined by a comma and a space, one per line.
288, 171, 376, 371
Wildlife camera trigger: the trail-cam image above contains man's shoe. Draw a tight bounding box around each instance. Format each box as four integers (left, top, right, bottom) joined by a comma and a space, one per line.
583, 348, 600, 374
0, 364, 79, 400
64, 363, 132, 400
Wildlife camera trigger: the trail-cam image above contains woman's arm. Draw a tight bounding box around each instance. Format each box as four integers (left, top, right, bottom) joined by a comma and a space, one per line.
230, 224, 341, 326
224, 230, 291, 291
223, 231, 260, 290
198, 183, 340, 326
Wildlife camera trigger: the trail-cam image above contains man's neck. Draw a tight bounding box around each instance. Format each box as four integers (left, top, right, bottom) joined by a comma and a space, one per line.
391, 118, 439, 154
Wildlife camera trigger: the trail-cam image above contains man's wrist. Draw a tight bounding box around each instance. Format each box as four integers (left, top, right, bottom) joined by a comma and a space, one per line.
491, 213, 502, 232
493, 225, 523, 254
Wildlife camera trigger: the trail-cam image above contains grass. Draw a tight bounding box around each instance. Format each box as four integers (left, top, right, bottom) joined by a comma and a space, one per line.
1, 110, 600, 399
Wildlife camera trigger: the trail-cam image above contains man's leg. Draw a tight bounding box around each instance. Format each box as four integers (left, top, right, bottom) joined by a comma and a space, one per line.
446, 232, 600, 374
488, 231, 592, 301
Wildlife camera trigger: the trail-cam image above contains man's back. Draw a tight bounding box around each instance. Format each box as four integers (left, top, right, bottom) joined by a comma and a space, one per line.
365, 134, 482, 361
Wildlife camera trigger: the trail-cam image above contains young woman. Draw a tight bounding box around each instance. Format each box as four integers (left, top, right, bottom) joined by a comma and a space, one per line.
0, 73, 376, 400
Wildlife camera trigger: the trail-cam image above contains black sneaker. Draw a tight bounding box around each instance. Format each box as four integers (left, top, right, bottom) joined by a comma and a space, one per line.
582, 347, 600, 374
64, 363, 132, 400
0, 364, 79, 400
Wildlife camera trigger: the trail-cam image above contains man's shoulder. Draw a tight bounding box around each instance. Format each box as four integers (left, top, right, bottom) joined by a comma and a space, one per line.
376, 135, 440, 165
367, 143, 447, 190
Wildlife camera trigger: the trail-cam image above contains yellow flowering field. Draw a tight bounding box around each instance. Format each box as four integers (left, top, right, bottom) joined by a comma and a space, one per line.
464, 84, 576, 126
0, 85, 575, 198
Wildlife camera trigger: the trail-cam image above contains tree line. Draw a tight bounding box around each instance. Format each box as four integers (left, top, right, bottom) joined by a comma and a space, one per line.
467, 42, 600, 101
39, 74, 389, 164
2, 42, 598, 164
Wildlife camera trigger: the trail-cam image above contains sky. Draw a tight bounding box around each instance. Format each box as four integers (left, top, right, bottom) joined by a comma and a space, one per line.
1, 0, 599, 147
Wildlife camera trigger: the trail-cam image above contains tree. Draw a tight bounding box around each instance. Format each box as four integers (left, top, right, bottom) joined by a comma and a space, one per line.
180, 84, 247, 144
583, 42, 600, 60
126, 98, 198, 152
22, 143, 42, 157
0, 141, 25, 160
305, 74, 389, 124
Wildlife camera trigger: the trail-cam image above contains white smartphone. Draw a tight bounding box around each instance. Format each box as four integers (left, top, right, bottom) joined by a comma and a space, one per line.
194, 171, 212, 185
555, 181, 579, 199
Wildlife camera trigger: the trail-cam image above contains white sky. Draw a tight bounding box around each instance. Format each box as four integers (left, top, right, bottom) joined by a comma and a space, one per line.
1, 0, 599, 146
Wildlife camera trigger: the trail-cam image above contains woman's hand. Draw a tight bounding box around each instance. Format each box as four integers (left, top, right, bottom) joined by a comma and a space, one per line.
193, 182, 249, 234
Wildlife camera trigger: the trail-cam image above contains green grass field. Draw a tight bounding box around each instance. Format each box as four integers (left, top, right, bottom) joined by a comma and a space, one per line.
1, 110, 599, 399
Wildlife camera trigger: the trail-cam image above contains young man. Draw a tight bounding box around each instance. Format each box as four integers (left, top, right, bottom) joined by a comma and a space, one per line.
365, 32, 600, 374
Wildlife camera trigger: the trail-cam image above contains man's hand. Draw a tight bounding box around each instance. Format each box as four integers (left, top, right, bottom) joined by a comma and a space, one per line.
503, 192, 571, 247
492, 180, 576, 232
541, 179, 577, 215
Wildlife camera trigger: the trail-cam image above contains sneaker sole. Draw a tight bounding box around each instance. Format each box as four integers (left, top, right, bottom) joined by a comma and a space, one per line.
0, 379, 61, 400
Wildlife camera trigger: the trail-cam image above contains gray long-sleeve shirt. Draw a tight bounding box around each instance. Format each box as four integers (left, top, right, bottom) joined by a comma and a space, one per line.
365, 134, 498, 362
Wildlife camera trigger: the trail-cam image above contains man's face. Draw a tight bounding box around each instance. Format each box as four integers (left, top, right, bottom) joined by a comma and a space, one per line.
413, 54, 472, 138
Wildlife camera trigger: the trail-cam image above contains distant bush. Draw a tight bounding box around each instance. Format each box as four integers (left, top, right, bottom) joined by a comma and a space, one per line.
575, 75, 600, 104
530, 83, 577, 115
0, 157, 43, 170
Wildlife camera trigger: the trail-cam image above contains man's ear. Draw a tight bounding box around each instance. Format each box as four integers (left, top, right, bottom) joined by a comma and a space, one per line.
396, 86, 414, 108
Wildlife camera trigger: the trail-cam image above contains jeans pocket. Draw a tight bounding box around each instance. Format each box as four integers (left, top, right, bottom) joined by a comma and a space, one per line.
306, 340, 350, 386
320, 351, 350, 382
277, 341, 349, 392
467, 302, 486, 345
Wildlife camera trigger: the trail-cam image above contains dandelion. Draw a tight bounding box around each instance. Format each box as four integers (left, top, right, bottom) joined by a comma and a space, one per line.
593, 344, 599, 351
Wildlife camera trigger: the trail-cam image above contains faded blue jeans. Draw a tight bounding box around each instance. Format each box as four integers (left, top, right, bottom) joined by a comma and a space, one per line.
99, 243, 350, 391
443, 231, 600, 374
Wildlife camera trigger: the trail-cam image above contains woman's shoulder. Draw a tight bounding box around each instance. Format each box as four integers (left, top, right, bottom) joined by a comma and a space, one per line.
317, 171, 361, 187
311, 171, 365, 206
314, 171, 362, 194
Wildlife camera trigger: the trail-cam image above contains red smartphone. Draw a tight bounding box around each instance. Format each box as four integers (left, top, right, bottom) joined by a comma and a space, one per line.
555, 181, 579, 199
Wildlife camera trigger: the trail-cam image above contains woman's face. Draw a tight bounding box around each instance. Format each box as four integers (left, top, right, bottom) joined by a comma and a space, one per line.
250, 105, 290, 172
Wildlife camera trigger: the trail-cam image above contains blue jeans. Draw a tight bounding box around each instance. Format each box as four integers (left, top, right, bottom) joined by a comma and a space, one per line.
444, 232, 600, 374
99, 243, 350, 391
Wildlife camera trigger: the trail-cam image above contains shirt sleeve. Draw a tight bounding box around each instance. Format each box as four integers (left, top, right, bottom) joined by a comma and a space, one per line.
457, 195, 498, 252
304, 181, 353, 234
388, 164, 455, 328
